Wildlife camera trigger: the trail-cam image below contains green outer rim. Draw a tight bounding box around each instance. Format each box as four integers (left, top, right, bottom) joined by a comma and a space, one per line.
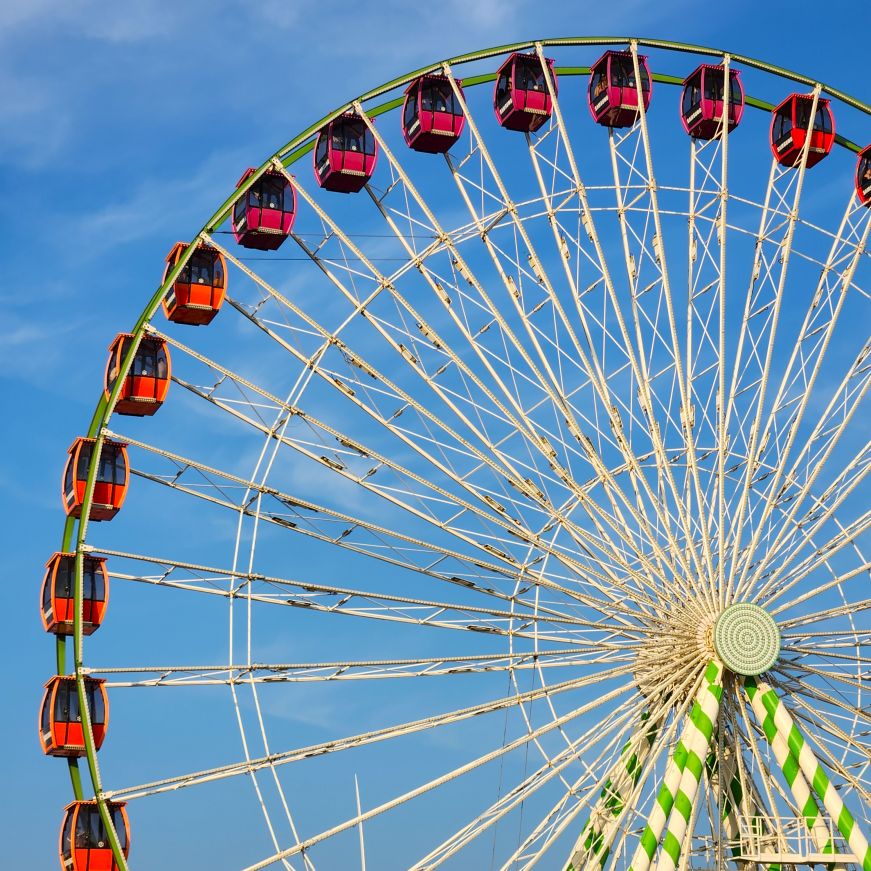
54, 37, 869, 869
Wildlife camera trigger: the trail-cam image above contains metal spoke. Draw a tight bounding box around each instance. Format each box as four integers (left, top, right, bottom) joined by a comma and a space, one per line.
241, 675, 639, 870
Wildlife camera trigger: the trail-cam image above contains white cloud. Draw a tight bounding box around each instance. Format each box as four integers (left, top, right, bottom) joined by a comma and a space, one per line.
0, 63, 72, 166
0, 307, 91, 391
0, 2, 209, 165
0, 0, 60, 29
64, 147, 249, 257
0, 0, 188, 42
247, 0, 311, 30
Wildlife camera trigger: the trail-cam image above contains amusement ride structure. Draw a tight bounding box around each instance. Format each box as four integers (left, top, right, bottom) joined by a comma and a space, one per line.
41, 37, 870, 870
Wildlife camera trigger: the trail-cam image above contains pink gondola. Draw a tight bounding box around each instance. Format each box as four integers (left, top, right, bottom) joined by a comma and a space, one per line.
680, 64, 744, 139
493, 53, 556, 133
856, 145, 871, 207
314, 113, 378, 193
232, 168, 296, 250
402, 74, 465, 153
588, 50, 652, 128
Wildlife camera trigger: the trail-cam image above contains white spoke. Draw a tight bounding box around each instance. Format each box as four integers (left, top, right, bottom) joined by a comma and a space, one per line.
242, 676, 640, 870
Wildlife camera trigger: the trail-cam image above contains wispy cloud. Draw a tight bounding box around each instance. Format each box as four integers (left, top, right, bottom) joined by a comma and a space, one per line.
259, 681, 348, 730
0, 0, 189, 41
0, 62, 73, 166
0, 307, 91, 390
64, 148, 248, 257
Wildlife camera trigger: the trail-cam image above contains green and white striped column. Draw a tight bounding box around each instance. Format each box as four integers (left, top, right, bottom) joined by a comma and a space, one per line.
745, 677, 870, 871
628, 661, 723, 871
656, 660, 724, 871
744, 677, 841, 865
706, 743, 747, 862
565, 712, 659, 870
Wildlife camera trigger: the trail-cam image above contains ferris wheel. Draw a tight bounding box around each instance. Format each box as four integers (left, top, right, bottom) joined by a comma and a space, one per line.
40, 37, 870, 870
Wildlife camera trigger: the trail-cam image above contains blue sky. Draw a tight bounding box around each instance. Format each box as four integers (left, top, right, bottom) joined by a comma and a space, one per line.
1, 1, 864, 867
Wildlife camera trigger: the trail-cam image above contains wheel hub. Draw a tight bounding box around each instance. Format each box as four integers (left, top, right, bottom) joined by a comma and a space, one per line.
713, 603, 780, 676
632, 603, 715, 702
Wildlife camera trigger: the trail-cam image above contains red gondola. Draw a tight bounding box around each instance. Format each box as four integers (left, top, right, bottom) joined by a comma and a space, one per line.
60, 801, 129, 871
62, 438, 129, 522
104, 333, 170, 416
314, 113, 378, 193
680, 64, 744, 139
232, 168, 297, 250
162, 241, 227, 325
40, 552, 108, 636
855, 145, 871, 207
588, 50, 652, 128
770, 94, 835, 168
402, 74, 466, 153
493, 53, 555, 133
39, 676, 108, 757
